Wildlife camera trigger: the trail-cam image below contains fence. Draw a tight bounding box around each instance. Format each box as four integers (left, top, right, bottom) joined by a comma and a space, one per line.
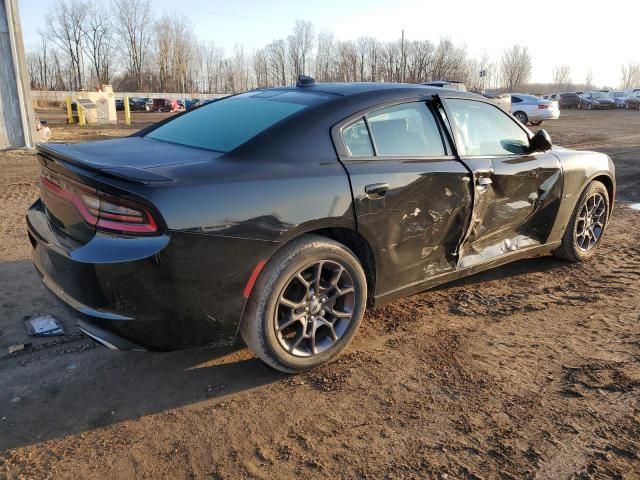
31, 90, 229, 106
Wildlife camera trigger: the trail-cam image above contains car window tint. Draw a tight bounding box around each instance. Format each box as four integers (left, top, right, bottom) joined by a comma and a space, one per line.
342, 119, 374, 156
146, 91, 323, 152
446, 99, 529, 156
511, 96, 523, 103
366, 103, 444, 156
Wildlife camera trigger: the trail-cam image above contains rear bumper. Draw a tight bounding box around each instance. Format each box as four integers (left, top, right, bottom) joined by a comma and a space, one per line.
530, 109, 560, 121
27, 199, 262, 351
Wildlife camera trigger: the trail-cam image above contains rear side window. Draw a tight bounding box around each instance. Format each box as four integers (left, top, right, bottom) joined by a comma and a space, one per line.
342, 119, 374, 156
146, 91, 314, 152
446, 99, 529, 156
366, 103, 445, 156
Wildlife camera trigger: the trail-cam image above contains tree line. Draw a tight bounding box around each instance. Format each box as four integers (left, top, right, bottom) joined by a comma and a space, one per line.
26, 0, 639, 94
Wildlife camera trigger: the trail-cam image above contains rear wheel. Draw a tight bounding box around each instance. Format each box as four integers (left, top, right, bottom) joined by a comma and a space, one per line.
241, 235, 367, 372
530, 120, 544, 126
514, 111, 528, 124
554, 181, 610, 262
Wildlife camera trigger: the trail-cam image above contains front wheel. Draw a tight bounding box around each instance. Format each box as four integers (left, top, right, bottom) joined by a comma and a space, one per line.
554, 181, 610, 262
241, 235, 367, 372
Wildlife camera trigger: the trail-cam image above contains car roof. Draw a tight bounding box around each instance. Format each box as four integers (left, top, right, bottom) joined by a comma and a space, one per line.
270, 82, 477, 99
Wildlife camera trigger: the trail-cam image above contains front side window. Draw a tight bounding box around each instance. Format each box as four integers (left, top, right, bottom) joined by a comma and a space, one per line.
365, 103, 445, 156
446, 99, 530, 156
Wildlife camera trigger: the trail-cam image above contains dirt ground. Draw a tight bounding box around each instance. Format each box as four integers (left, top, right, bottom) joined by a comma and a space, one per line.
0, 109, 639, 479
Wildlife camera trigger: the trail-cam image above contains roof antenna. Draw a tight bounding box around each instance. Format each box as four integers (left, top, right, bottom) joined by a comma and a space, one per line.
296, 75, 316, 87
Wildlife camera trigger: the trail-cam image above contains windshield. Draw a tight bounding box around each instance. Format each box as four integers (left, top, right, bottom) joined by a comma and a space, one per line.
146, 90, 325, 152
591, 92, 607, 98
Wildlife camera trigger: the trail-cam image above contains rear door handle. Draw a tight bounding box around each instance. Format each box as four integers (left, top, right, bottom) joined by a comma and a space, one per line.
364, 183, 389, 198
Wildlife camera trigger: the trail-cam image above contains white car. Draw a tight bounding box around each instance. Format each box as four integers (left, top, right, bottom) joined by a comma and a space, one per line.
510, 94, 560, 125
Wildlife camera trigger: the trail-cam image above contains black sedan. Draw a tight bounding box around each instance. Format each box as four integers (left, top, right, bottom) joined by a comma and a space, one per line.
578, 92, 616, 110
28, 78, 615, 372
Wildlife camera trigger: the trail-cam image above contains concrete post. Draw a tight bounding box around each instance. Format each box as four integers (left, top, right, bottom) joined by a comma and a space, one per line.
0, 0, 36, 150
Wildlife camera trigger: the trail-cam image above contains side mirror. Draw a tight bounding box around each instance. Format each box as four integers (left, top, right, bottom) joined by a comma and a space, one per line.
530, 129, 552, 152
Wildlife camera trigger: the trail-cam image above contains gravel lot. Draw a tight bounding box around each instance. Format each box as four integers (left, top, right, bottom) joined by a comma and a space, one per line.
1, 109, 639, 479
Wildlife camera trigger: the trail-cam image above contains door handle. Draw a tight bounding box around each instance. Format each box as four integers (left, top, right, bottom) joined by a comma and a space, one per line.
364, 183, 389, 198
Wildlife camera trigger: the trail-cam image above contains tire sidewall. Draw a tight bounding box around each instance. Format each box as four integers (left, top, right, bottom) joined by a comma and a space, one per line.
246, 237, 367, 371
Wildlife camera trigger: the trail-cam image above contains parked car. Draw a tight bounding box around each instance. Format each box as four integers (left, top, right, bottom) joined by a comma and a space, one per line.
130, 97, 153, 111
510, 93, 560, 125
115, 99, 125, 111
625, 93, 640, 110
482, 92, 511, 112
558, 92, 581, 109
422, 80, 467, 91
612, 91, 630, 108
578, 92, 616, 110
29, 78, 615, 372
186, 98, 213, 111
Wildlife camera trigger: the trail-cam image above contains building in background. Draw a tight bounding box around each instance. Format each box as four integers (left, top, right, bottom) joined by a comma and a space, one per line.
0, 0, 35, 149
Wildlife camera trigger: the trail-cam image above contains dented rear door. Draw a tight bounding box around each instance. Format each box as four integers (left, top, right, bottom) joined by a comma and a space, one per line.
439, 96, 563, 268
335, 100, 473, 296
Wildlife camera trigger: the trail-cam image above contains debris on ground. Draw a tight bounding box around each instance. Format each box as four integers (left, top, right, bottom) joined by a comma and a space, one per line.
8, 344, 29, 354
24, 315, 65, 337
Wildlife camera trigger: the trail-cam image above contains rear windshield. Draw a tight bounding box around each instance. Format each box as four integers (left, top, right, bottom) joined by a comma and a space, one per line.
146, 90, 322, 152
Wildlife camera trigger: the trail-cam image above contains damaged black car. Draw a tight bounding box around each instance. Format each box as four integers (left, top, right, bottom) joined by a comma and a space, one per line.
27, 78, 615, 372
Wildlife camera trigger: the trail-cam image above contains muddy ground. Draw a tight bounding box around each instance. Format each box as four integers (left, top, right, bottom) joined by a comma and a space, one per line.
0, 109, 639, 479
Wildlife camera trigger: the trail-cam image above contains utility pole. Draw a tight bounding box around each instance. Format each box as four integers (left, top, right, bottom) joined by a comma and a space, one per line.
0, 0, 35, 149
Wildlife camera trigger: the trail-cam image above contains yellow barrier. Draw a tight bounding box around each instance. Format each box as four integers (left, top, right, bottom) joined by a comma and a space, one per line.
65, 95, 74, 124
77, 104, 86, 126
124, 95, 131, 125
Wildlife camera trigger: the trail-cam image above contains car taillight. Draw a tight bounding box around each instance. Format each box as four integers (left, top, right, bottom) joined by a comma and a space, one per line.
41, 175, 158, 234
538, 103, 549, 109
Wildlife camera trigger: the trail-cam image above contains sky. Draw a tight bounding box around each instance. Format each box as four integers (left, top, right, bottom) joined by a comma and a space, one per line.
18, 0, 640, 88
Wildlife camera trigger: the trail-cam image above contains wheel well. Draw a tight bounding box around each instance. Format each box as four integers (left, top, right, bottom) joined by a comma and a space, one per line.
592, 175, 615, 211
307, 227, 376, 305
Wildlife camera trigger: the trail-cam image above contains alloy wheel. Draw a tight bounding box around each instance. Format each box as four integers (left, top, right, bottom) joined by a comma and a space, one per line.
575, 193, 606, 252
274, 260, 355, 357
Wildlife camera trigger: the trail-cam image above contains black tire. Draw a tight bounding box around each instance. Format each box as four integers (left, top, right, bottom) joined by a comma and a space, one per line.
240, 234, 367, 373
530, 120, 544, 126
514, 111, 528, 124
554, 181, 610, 262
588, 103, 593, 110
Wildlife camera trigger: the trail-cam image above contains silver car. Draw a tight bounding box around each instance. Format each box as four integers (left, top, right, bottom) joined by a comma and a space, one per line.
510, 94, 560, 125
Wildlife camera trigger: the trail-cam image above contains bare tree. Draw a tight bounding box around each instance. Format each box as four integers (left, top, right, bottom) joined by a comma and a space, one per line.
431, 39, 466, 82
552, 64, 571, 90
45, 0, 87, 90
621, 62, 640, 89
287, 20, 314, 80
585, 69, 594, 90
500, 45, 532, 91
266, 40, 287, 86
113, 0, 153, 90
82, 0, 117, 85
314, 30, 335, 82
253, 48, 270, 88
